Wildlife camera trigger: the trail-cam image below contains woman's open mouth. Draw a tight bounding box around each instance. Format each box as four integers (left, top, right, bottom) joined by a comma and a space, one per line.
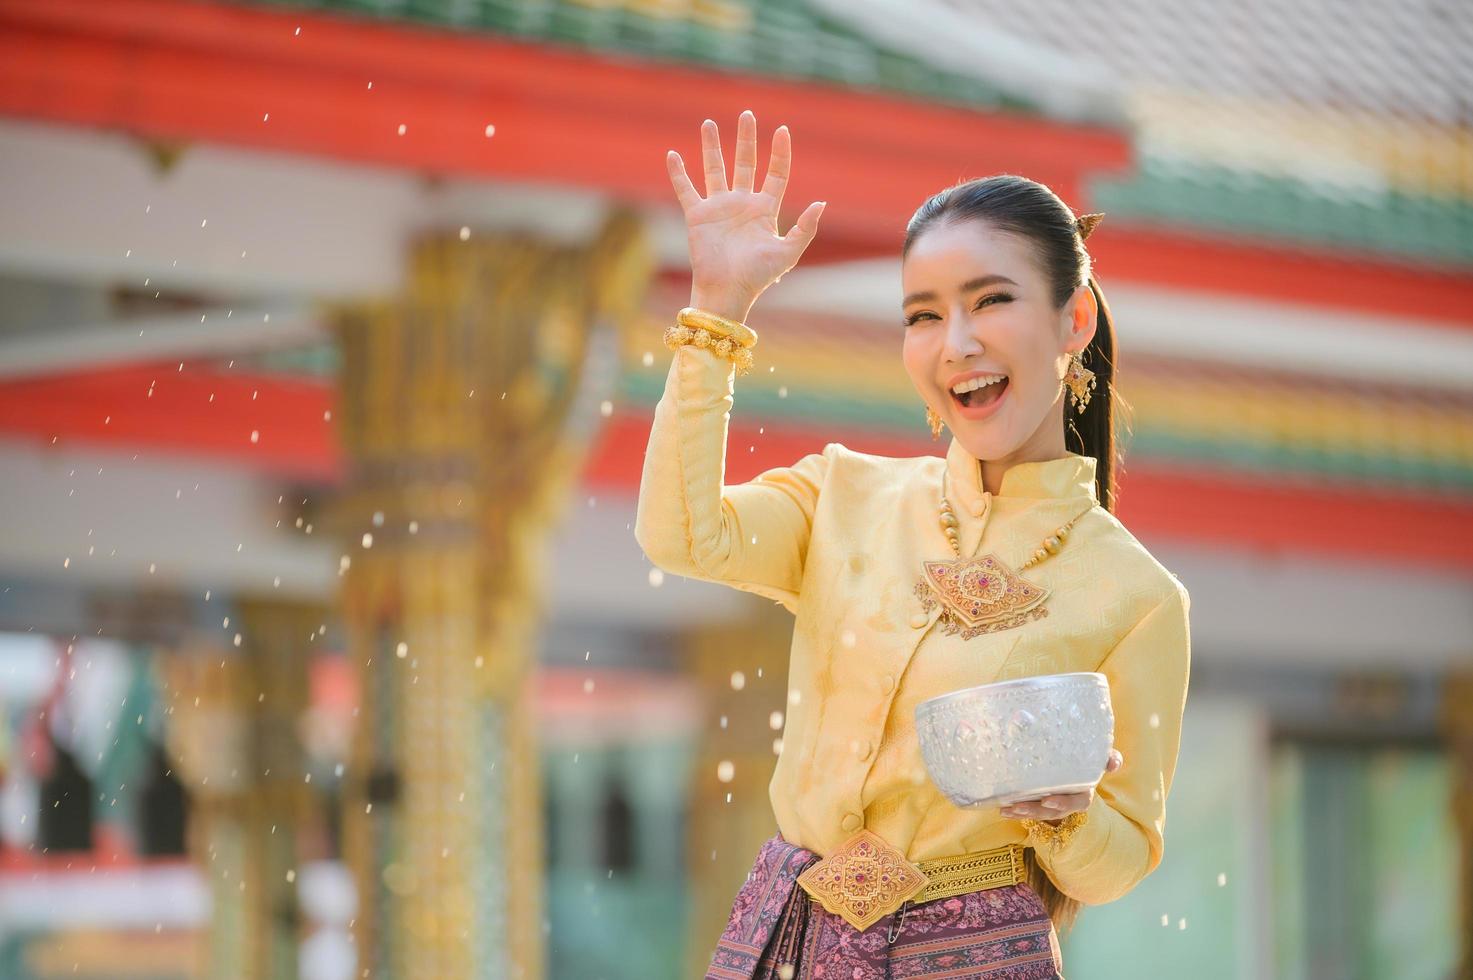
949, 375, 1010, 420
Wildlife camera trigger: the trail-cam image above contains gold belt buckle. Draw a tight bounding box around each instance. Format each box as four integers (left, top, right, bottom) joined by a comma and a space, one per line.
796, 828, 928, 932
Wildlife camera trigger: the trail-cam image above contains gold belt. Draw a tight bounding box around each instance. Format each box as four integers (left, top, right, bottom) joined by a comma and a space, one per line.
796, 828, 1027, 933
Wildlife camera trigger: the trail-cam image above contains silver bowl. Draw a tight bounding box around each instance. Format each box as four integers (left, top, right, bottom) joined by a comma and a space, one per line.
914, 672, 1114, 808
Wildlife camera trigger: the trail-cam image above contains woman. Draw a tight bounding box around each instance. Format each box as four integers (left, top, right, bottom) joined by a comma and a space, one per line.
636, 111, 1191, 979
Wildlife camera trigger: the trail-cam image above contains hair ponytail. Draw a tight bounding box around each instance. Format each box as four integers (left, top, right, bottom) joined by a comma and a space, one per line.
1065, 272, 1122, 515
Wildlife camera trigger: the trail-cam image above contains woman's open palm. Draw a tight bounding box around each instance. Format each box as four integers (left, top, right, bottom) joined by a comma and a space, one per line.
666, 110, 826, 308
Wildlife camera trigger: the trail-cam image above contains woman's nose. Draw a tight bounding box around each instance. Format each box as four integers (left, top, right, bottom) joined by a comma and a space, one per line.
942, 315, 984, 358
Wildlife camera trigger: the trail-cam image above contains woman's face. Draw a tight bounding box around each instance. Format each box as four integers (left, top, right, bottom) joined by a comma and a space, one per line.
900, 218, 1096, 464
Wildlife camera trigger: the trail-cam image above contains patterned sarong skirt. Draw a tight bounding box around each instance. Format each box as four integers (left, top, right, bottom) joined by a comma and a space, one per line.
705, 833, 1065, 979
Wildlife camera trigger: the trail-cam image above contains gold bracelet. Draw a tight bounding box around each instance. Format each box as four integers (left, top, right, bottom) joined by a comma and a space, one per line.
663, 324, 755, 376
1019, 809, 1089, 852
676, 307, 758, 349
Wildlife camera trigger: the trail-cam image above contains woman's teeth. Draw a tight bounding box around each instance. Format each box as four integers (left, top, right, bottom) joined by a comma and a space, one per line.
951, 374, 1008, 395
951, 374, 1008, 408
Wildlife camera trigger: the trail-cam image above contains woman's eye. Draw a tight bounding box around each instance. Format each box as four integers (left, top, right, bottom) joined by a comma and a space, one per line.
902, 293, 1012, 327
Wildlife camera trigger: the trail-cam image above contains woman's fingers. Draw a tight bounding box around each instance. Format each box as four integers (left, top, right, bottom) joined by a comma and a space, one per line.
732, 109, 758, 193
999, 751, 1120, 820
780, 200, 826, 257
700, 118, 728, 197
761, 124, 792, 212
1001, 792, 1089, 819
666, 150, 702, 214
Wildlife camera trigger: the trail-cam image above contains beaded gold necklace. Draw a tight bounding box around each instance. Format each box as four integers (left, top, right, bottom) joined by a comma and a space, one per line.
913, 469, 1096, 639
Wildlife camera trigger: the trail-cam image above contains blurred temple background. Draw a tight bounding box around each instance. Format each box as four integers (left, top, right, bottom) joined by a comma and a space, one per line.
0, 0, 1470, 978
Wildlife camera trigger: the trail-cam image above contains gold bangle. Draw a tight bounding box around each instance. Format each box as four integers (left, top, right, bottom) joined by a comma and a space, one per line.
676, 307, 758, 349
1019, 809, 1089, 852
663, 324, 755, 376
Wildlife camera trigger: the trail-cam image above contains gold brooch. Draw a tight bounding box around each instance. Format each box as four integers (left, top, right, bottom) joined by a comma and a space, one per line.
796, 829, 928, 933
917, 554, 1050, 636
916, 470, 1094, 639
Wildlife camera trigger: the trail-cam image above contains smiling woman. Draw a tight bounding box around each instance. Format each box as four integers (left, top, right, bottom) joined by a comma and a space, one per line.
640, 114, 1190, 979
901, 178, 1117, 511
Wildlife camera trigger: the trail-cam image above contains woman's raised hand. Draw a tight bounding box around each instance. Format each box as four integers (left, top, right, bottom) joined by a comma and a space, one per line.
666, 110, 826, 323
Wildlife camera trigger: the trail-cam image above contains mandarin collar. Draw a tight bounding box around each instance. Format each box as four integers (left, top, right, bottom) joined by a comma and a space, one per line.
943, 437, 1098, 515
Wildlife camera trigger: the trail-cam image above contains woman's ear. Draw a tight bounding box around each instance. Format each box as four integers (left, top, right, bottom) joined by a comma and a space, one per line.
1065, 280, 1098, 352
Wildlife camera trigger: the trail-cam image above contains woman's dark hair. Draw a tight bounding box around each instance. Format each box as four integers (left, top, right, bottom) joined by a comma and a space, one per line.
902, 173, 1125, 519
903, 174, 1129, 935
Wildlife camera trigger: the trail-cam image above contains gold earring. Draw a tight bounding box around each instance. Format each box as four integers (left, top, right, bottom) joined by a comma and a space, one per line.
926, 405, 945, 440
1064, 351, 1097, 413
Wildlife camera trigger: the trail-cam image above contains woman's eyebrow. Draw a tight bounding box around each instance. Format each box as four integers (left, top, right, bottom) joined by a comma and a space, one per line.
902, 274, 1019, 307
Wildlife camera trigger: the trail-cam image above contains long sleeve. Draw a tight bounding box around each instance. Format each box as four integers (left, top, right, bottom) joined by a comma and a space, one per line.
633, 342, 833, 613
1030, 582, 1193, 905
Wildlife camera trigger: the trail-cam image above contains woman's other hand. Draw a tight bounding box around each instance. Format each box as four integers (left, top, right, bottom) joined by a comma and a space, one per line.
666, 109, 826, 323
1000, 748, 1123, 823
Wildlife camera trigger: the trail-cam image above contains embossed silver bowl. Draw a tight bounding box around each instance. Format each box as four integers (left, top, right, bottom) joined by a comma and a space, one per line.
914, 672, 1114, 808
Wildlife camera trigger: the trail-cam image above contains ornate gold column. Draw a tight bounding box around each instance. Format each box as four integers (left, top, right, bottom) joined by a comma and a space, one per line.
159, 599, 319, 980
159, 645, 246, 980
331, 211, 652, 979
238, 600, 320, 980
682, 599, 795, 976
1442, 670, 1473, 980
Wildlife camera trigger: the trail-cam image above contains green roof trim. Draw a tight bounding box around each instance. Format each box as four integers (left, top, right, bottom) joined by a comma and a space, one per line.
1088, 158, 1473, 267
240, 345, 342, 376
616, 366, 919, 432
1129, 431, 1473, 497
242, 0, 1044, 115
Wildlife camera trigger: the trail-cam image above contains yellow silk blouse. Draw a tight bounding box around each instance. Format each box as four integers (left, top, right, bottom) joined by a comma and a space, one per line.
634, 342, 1192, 906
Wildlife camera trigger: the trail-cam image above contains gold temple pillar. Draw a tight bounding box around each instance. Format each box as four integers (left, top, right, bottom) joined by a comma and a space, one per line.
160, 599, 319, 980
682, 599, 795, 976
1442, 670, 1473, 979
331, 212, 652, 979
